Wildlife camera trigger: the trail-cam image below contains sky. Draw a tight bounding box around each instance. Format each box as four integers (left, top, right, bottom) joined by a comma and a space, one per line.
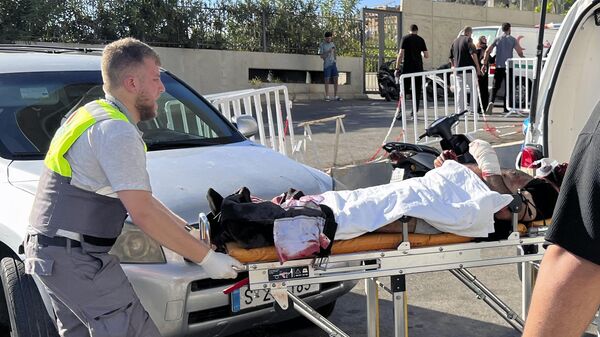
358, 0, 401, 8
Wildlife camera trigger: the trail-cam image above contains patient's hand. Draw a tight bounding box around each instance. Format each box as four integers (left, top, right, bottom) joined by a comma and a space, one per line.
434, 150, 458, 168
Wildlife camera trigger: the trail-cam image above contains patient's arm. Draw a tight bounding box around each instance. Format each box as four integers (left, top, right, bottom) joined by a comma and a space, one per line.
480, 174, 537, 221
462, 164, 537, 221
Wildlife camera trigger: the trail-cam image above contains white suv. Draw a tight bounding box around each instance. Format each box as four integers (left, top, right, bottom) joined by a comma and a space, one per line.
0, 46, 354, 337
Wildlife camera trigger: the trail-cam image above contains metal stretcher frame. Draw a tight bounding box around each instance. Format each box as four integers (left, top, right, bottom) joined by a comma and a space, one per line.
204, 198, 547, 337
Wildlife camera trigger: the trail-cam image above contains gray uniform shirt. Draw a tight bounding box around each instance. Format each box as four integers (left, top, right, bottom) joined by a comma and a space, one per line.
64, 96, 151, 198
318, 41, 336, 67
491, 34, 517, 69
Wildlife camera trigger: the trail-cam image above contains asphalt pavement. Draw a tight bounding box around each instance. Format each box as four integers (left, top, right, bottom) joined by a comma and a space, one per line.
287, 97, 526, 170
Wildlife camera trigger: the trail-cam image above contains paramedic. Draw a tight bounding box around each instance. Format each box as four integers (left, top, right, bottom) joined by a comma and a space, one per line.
483, 22, 524, 114
522, 103, 600, 337
24, 38, 243, 336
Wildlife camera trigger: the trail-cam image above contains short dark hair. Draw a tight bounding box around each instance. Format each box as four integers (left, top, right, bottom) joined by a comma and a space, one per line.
102, 37, 161, 91
502, 22, 511, 32
410, 24, 418, 32
324, 31, 333, 38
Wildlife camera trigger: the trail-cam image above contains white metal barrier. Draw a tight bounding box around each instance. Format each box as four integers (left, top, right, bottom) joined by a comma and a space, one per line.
204, 85, 295, 156
504, 57, 547, 117
396, 66, 480, 145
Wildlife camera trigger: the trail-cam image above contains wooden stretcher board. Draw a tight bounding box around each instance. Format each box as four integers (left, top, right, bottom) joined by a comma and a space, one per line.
227, 218, 552, 264
227, 232, 470, 263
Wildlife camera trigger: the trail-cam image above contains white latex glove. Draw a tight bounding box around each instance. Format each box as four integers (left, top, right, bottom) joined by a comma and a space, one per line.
199, 249, 244, 279
468, 139, 501, 176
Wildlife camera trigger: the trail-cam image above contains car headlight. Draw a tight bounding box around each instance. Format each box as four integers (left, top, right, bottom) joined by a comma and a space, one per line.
110, 222, 166, 264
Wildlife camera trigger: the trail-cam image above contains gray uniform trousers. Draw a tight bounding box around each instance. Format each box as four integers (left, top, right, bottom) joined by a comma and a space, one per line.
24, 235, 162, 337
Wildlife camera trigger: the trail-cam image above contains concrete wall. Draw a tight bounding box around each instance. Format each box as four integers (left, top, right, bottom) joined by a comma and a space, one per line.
400, 0, 565, 69
29, 41, 363, 101
154, 47, 363, 101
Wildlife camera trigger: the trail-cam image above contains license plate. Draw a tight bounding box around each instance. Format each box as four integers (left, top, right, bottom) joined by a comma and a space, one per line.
231, 284, 320, 312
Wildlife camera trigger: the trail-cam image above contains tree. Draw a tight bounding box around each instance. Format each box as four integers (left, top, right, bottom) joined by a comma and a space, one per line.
0, 0, 364, 56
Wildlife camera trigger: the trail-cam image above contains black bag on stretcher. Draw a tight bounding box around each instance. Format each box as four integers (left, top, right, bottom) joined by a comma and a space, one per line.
205, 187, 337, 261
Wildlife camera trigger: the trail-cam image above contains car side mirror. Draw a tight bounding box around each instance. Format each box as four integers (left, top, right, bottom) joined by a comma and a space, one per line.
234, 115, 258, 138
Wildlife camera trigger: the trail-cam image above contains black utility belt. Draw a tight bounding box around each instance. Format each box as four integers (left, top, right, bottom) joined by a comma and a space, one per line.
34, 234, 117, 247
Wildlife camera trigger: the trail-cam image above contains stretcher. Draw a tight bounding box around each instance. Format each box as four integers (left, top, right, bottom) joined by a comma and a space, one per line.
203, 198, 550, 337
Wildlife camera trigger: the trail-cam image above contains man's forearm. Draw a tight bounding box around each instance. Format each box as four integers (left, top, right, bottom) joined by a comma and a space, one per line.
121, 191, 211, 263
523, 245, 600, 337
471, 54, 481, 73
483, 48, 492, 65
141, 199, 210, 262
396, 50, 404, 68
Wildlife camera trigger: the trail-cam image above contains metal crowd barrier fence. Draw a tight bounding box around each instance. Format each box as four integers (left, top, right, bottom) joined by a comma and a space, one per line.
504, 57, 547, 117
204, 86, 295, 156
397, 66, 480, 145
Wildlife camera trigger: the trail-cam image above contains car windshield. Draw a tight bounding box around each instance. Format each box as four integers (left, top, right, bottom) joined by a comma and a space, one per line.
472, 28, 498, 46
0, 70, 243, 159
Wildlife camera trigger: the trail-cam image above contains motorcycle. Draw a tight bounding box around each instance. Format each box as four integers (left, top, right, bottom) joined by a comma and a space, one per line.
378, 61, 449, 103
377, 60, 400, 102
382, 110, 475, 179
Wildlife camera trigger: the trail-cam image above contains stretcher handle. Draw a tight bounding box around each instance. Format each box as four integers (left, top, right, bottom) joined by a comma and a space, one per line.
222, 277, 249, 294
198, 212, 211, 246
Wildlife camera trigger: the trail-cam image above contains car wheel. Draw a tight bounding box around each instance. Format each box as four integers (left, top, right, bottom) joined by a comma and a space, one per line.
0, 257, 58, 337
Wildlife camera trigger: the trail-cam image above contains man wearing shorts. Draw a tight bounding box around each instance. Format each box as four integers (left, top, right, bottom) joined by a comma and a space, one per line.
319, 31, 342, 101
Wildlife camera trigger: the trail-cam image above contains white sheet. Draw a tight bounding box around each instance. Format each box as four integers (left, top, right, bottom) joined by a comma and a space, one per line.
320, 160, 514, 239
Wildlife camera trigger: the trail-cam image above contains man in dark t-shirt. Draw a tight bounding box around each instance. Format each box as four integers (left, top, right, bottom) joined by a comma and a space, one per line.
449, 26, 482, 114
522, 102, 600, 337
395, 24, 429, 113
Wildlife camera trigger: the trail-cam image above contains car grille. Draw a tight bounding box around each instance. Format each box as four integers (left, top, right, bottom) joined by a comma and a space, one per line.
190, 272, 248, 292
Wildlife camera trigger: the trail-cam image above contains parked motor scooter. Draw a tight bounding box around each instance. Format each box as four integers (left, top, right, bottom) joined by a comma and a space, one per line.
377, 60, 400, 102
383, 110, 475, 179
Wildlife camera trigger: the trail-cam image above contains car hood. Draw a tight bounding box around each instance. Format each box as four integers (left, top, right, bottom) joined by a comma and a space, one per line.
7, 141, 332, 223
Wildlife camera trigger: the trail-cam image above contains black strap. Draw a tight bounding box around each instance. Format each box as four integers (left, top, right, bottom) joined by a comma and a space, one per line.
520, 193, 548, 227
82, 235, 117, 246
34, 234, 116, 247
317, 204, 338, 257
